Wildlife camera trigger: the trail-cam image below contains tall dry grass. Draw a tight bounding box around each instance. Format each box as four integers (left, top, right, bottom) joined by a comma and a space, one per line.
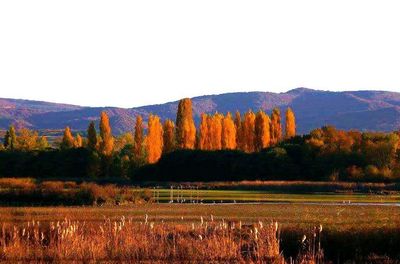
0, 217, 290, 263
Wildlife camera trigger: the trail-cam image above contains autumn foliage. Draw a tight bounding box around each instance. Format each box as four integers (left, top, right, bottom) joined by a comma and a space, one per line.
162, 119, 175, 154
1, 97, 299, 176
99, 112, 114, 156
146, 114, 163, 164
176, 98, 196, 149
285, 107, 296, 139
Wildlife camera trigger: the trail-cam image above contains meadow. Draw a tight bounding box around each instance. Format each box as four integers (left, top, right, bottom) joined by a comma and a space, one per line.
0, 178, 399, 262
1, 203, 399, 263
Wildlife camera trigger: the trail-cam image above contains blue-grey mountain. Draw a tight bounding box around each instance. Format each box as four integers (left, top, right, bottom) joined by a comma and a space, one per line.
1, 88, 400, 134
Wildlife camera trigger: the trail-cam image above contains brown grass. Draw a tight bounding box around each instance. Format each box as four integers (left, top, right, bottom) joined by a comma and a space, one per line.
0, 218, 288, 263
0, 178, 36, 190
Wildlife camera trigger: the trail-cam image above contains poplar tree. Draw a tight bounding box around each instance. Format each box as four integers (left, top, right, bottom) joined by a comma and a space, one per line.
87, 121, 98, 151
99, 111, 114, 156
162, 119, 175, 154
242, 111, 256, 153
271, 108, 282, 145
4, 125, 17, 150
134, 115, 144, 160
146, 114, 163, 164
254, 110, 271, 151
61, 126, 75, 150
222, 112, 237, 150
234, 111, 244, 151
285, 107, 296, 139
199, 113, 210, 150
75, 134, 83, 148
209, 113, 223, 150
175, 98, 196, 149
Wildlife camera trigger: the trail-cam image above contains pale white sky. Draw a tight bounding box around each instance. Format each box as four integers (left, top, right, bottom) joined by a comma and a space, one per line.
1, 0, 400, 108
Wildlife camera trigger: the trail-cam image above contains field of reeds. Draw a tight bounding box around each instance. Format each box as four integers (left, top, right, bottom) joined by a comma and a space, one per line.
0, 178, 399, 262
0, 217, 301, 263
0, 204, 399, 263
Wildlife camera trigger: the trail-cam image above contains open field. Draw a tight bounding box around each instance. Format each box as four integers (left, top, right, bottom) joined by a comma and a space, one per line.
1, 203, 399, 262
1, 203, 399, 227
151, 188, 400, 204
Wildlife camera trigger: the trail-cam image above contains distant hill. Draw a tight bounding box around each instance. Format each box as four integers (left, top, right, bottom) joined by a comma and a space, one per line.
1, 88, 400, 134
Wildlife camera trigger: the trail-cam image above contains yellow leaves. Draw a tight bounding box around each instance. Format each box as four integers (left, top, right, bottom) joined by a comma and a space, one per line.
99, 112, 114, 156
61, 127, 75, 150
222, 112, 236, 150
255, 110, 271, 151
146, 114, 163, 164
242, 111, 256, 153
285, 107, 296, 139
134, 115, 144, 160
199, 112, 235, 150
270, 108, 282, 145
17, 128, 40, 151
199, 113, 210, 150
176, 98, 196, 149
163, 119, 175, 154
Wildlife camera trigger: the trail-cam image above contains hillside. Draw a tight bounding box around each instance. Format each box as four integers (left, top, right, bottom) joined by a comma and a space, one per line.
1, 88, 400, 134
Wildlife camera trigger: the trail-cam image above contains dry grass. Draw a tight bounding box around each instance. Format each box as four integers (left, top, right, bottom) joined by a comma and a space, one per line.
0, 178, 36, 190
0, 218, 290, 263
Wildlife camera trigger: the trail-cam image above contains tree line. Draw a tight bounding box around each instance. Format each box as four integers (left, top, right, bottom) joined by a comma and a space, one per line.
1, 98, 296, 164
1, 98, 400, 182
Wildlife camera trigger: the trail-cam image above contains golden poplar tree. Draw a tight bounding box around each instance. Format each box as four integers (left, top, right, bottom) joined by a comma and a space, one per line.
285, 107, 296, 139
17, 129, 39, 151
199, 113, 210, 150
37, 136, 49, 150
74, 134, 83, 148
234, 111, 244, 151
4, 126, 17, 150
99, 111, 114, 156
146, 114, 163, 164
209, 113, 223, 150
163, 119, 175, 154
242, 111, 256, 153
254, 110, 271, 151
134, 115, 144, 160
175, 98, 196, 149
222, 112, 237, 149
61, 126, 75, 150
87, 121, 98, 151
270, 108, 282, 145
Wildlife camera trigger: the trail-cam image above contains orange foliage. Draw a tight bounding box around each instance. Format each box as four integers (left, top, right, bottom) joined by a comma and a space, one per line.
61, 127, 75, 150
242, 111, 256, 153
199, 113, 210, 150
99, 112, 114, 156
234, 111, 244, 151
255, 110, 271, 151
285, 107, 296, 139
134, 115, 144, 160
209, 113, 223, 150
146, 114, 163, 164
221, 112, 237, 150
162, 119, 175, 154
270, 108, 282, 145
176, 98, 196, 149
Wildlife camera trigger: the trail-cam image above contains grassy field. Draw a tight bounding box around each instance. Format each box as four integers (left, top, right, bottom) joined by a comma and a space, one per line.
151, 188, 400, 203
1, 203, 399, 227
1, 178, 399, 262
0, 203, 399, 262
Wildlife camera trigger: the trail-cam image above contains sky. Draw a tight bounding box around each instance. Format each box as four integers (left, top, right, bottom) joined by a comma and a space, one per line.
1, 1, 400, 108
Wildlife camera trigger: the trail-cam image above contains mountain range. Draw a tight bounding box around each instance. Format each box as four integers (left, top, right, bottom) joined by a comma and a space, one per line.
1, 88, 400, 134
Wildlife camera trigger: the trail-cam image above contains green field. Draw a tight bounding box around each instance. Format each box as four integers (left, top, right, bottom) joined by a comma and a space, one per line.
150, 188, 400, 204
1, 203, 399, 228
